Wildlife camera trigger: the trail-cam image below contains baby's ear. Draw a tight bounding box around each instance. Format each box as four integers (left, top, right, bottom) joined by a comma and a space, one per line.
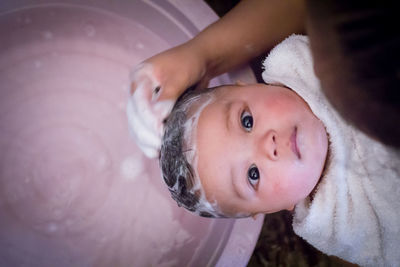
235, 80, 247, 86
251, 213, 261, 220
285, 205, 295, 211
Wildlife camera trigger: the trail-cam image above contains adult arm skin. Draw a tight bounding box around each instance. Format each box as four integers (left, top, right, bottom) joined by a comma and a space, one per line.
189, 0, 306, 86
155, 0, 306, 100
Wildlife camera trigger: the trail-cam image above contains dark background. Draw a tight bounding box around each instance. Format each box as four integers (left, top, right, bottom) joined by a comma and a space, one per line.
204, 1, 357, 266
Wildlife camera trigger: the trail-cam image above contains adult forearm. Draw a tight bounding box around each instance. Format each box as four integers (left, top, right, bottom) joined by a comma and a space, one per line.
190, 0, 306, 78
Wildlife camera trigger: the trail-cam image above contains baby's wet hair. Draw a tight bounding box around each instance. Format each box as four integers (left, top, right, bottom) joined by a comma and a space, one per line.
160, 86, 241, 218
160, 87, 220, 217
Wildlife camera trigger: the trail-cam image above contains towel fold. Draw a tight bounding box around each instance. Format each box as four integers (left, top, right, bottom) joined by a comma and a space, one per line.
262, 34, 400, 267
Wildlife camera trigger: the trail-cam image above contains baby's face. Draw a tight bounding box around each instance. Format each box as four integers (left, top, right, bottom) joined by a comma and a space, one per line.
195, 84, 328, 216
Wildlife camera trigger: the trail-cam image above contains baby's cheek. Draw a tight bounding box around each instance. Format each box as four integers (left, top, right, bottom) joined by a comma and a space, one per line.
273, 169, 308, 200
271, 180, 287, 196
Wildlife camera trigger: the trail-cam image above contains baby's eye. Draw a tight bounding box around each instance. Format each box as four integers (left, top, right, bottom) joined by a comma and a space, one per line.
247, 164, 260, 188
240, 110, 253, 132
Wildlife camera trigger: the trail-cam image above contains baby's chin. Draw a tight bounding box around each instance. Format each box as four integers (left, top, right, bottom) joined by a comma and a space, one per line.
312, 120, 329, 171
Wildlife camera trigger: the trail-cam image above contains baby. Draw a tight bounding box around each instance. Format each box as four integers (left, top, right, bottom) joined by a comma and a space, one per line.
160, 82, 328, 218
157, 35, 400, 266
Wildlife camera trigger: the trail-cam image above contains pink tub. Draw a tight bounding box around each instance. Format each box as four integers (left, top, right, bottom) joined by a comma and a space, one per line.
0, 1, 263, 266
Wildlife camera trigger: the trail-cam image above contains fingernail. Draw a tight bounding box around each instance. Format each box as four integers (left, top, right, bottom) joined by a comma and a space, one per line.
151, 86, 161, 102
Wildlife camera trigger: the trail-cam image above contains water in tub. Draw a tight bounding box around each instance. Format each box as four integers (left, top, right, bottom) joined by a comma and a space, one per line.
0, 5, 222, 267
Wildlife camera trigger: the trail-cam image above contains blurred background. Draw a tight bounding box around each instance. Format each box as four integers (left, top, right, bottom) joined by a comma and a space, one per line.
204, 1, 357, 266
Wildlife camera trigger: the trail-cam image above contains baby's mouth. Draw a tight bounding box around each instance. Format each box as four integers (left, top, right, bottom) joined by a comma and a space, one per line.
290, 127, 301, 159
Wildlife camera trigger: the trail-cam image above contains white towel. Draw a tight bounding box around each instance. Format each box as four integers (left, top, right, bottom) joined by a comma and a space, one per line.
262, 34, 400, 266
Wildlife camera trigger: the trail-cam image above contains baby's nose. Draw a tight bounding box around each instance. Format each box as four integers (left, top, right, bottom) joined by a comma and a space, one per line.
260, 130, 278, 160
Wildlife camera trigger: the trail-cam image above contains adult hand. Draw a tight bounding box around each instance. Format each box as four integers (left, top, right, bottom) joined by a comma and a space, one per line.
126, 43, 209, 158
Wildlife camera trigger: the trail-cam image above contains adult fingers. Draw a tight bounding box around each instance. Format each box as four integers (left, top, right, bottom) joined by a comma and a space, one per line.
126, 100, 161, 154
